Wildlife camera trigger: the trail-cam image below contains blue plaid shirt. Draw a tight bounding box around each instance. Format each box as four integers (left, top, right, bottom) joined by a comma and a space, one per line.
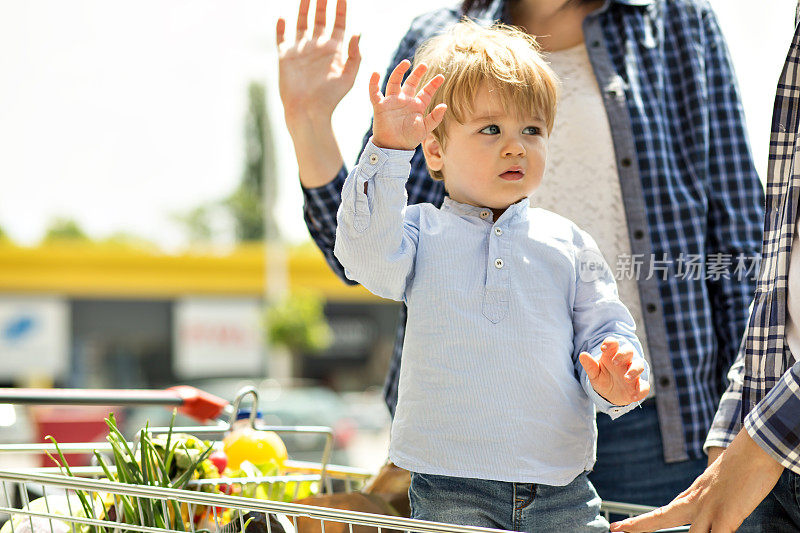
705, 14, 800, 473
303, 0, 765, 462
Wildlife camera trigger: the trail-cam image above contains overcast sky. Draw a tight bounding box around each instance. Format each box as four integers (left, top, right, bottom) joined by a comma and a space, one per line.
0, 0, 795, 250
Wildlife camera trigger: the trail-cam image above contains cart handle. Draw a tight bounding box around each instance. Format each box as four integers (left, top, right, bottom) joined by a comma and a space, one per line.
0, 386, 231, 422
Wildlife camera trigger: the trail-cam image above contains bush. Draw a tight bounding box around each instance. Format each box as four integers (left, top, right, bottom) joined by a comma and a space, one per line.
264, 291, 332, 354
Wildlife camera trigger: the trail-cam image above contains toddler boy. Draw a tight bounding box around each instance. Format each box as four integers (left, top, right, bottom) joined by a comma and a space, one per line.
334, 20, 649, 532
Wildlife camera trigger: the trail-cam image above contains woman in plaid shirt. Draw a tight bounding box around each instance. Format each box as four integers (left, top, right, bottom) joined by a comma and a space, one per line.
276, 0, 765, 508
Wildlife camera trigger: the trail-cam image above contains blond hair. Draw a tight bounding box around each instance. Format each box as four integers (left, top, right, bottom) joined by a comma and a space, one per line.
414, 19, 559, 180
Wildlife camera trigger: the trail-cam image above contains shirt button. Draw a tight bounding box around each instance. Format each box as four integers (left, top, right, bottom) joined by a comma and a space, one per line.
494, 258, 504, 269
480, 210, 490, 219
494, 227, 503, 236
369, 153, 379, 164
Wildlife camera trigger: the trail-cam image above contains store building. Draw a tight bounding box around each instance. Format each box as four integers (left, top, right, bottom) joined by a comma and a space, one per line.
0, 242, 399, 392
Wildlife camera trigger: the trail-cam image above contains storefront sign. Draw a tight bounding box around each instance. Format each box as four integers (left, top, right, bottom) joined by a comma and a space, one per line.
0, 296, 69, 380
174, 297, 264, 377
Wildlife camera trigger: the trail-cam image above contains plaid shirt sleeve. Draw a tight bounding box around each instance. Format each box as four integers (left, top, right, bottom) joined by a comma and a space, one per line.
302, 169, 355, 284
744, 361, 800, 472
704, 346, 745, 451
701, 5, 765, 390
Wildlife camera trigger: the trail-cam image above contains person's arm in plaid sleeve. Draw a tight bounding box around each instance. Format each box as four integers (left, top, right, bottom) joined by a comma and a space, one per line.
700, 4, 765, 394
704, 347, 745, 464
302, 34, 420, 281
275, 0, 360, 281
277, 0, 360, 191
611, 347, 785, 533
612, 357, 793, 533
743, 360, 800, 472
611, 422, 783, 532
278, 0, 433, 282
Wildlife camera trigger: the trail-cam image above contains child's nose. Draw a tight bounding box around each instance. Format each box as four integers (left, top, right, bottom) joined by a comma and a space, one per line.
503, 139, 526, 157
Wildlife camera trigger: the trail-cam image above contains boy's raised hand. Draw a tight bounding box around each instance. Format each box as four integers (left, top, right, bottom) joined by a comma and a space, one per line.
579, 338, 650, 406
370, 60, 447, 151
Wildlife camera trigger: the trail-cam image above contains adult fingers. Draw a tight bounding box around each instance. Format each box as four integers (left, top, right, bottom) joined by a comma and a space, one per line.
276, 18, 286, 47
296, 0, 311, 40
401, 63, 428, 96
312, 0, 328, 38
417, 74, 444, 107
331, 0, 347, 40
610, 501, 692, 532
368, 72, 382, 105
342, 34, 361, 80
385, 60, 410, 97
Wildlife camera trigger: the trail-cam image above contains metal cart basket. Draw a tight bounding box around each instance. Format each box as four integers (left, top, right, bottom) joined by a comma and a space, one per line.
0, 387, 688, 533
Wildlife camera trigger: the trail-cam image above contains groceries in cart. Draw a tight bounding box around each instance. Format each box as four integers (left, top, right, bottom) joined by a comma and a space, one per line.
32, 396, 331, 532
39, 414, 300, 531
0, 493, 102, 533
0, 386, 346, 533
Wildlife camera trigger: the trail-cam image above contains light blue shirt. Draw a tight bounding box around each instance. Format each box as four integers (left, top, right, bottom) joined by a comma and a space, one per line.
334, 141, 648, 485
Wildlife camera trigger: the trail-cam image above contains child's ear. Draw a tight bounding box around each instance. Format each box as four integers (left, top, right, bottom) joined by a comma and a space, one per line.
422, 133, 444, 172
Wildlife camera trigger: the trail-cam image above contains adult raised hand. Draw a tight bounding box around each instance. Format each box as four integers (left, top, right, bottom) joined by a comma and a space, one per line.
276, 0, 361, 121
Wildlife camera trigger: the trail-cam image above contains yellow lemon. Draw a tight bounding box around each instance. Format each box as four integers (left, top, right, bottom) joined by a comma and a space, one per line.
223, 428, 288, 470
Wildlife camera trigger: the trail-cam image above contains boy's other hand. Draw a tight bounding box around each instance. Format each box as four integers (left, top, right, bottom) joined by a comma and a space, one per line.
369, 60, 447, 151
579, 337, 650, 406
277, 0, 361, 121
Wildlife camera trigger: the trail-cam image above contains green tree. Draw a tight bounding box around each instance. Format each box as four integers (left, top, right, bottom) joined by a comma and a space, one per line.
226, 82, 279, 242
171, 205, 214, 246
43, 217, 89, 243
101, 231, 159, 251
0, 225, 12, 245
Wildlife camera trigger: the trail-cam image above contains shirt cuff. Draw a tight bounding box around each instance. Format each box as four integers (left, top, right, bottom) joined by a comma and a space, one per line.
743, 364, 800, 473
703, 381, 743, 453
357, 138, 415, 179
301, 167, 347, 207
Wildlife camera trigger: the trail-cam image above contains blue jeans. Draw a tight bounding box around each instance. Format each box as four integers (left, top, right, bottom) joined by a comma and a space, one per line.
737, 468, 800, 532
588, 399, 707, 508
409, 471, 609, 532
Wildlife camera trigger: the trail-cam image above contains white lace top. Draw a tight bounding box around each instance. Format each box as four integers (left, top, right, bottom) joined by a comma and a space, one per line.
536, 43, 654, 386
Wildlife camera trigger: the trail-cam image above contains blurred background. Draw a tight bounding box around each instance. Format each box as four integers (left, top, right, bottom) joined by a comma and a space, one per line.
0, 0, 795, 472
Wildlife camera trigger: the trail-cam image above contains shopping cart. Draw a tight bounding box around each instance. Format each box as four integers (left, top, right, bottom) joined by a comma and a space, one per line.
0, 387, 689, 533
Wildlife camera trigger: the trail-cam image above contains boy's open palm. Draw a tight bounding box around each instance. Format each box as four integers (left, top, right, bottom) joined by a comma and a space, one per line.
579, 338, 650, 406
370, 60, 447, 151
